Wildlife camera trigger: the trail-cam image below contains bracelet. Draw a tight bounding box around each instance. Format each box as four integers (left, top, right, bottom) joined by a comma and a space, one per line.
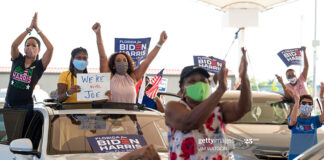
26, 28, 32, 34
37, 30, 42, 34
66, 91, 71, 97
156, 43, 162, 48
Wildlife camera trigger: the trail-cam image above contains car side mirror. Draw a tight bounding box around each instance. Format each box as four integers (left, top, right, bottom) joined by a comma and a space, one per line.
10, 138, 33, 152
9, 138, 40, 158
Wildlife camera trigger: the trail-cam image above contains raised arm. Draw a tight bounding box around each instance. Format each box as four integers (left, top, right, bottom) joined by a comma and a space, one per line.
301, 46, 308, 79
31, 13, 54, 69
289, 89, 300, 126
11, 14, 35, 60
319, 82, 324, 123
154, 97, 165, 113
165, 62, 228, 131
221, 47, 252, 123
92, 22, 109, 73
275, 74, 293, 99
134, 31, 167, 81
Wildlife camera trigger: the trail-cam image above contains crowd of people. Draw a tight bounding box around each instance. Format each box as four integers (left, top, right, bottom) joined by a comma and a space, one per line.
2, 12, 324, 160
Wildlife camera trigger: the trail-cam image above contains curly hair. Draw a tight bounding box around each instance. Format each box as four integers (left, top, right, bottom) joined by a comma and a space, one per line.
108, 52, 134, 75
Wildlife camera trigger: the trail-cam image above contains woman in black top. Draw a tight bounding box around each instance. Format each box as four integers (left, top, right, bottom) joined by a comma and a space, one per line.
4, 12, 53, 138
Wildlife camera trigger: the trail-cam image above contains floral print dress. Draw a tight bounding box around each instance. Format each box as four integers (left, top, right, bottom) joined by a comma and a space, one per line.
168, 100, 234, 160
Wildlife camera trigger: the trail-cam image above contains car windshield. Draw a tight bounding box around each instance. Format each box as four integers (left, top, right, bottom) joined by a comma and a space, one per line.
234, 101, 292, 124
47, 113, 168, 155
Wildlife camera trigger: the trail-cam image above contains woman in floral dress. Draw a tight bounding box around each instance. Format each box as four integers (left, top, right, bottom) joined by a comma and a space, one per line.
165, 48, 252, 160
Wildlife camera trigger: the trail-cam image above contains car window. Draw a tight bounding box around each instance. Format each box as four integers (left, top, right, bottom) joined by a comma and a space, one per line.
234, 101, 291, 124
47, 114, 168, 155
0, 109, 27, 145
0, 91, 6, 99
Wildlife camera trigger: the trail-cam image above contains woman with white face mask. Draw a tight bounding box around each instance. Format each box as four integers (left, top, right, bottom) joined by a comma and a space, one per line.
92, 22, 167, 103
288, 89, 324, 160
275, 46, 309, 99
4, 12, 54, 139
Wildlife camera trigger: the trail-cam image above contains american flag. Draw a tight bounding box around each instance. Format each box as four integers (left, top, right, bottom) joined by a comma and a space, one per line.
146, 69, 164, 99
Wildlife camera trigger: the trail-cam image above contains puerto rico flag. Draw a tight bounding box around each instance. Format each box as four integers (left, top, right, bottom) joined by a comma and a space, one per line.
146, 69, 164, 99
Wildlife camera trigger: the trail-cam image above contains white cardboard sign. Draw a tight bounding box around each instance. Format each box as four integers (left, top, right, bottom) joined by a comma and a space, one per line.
77, 73, 110, 101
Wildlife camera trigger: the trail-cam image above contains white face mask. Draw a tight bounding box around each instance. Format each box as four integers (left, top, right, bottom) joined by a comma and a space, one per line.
300, 104, 312, 116
288, 77, 297, 84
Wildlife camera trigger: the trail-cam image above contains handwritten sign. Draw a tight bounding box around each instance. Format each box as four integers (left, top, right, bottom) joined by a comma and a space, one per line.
77, 73, 110, 101
193, 56, 223, 73
87, 135, 147, 153
277, 48, 302, 67
115, 38, 151, 67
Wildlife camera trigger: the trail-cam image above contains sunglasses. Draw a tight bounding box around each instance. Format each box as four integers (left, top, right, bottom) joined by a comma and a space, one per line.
301, 101, 313, 105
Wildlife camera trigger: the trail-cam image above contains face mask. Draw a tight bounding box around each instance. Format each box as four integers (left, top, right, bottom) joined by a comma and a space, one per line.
185, 82, 210, 102
73, 59, 88, 71
25, 47, 38, 58
116, 61, 128, 74
288, 77, 297, 84
300, 104, 312, 116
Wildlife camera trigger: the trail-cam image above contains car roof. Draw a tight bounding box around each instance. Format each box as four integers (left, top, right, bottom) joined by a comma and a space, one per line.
34, 103, 165, 116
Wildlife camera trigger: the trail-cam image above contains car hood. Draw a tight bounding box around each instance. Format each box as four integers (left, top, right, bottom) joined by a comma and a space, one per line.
227, 124, 324, 147
226, 124, 291, 148
46, 152, 169, 160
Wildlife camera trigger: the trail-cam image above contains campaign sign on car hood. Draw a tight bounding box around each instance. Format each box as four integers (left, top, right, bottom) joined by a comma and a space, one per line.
87, 135, 147, 153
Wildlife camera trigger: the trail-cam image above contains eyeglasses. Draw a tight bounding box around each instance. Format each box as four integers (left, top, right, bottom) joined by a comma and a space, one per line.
301, 101, 313, 105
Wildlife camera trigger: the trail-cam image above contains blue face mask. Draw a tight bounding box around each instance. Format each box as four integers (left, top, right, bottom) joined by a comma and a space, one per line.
73, 59, 88, 71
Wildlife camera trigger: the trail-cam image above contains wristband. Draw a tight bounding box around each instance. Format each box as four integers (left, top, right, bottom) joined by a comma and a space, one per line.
156, 43, 162, 48
26, 28, 32, 34
37, 30, 42, 34
66, 91, 71, 97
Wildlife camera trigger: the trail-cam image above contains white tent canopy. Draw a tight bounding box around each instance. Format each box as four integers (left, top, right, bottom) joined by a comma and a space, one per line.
199, 0, 290, 11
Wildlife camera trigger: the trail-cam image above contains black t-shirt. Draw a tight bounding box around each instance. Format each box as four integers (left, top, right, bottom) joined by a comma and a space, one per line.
5, 53, 45, 106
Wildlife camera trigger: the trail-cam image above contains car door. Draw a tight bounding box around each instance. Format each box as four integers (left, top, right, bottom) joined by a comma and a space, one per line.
0, 109, 27, 160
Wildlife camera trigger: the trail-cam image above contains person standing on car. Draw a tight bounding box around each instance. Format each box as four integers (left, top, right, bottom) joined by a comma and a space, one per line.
57, 47, 89, 103
165, 48, 252, 159
4, 12, 54, 136
92, 22, 167, 103
288, 89, 324, 160
57, 47, 113, 103
275, 46, 309, 99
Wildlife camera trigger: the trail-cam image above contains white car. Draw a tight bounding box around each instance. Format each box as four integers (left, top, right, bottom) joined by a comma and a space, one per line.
0, 102, 168, 160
